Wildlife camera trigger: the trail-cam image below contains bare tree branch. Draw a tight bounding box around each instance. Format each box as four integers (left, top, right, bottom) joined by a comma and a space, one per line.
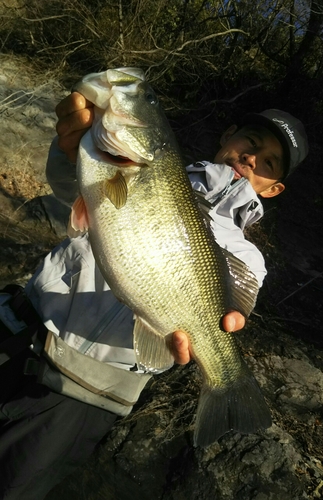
124, 28, 249, 56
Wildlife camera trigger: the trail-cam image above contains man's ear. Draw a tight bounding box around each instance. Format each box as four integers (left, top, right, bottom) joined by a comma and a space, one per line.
220, 125, 238, 146
260, 182, 285, 198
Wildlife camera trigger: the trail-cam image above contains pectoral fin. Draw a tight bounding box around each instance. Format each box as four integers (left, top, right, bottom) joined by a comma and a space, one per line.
133, 316, 174, 373
68, 195, 89, 236
105, 172, 128, 209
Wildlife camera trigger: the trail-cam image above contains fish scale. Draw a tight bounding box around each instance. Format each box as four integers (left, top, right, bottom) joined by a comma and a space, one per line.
72, 67, 272, 447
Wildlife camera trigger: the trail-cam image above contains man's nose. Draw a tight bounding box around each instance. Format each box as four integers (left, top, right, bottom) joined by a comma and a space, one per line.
241, 153, 256, 170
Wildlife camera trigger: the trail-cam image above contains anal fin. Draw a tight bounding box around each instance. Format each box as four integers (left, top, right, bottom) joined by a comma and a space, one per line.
133, 316, 174, 373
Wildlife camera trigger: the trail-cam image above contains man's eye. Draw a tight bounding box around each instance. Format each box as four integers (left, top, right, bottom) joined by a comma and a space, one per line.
247, 136, 257, 148
266, 159, 274, 170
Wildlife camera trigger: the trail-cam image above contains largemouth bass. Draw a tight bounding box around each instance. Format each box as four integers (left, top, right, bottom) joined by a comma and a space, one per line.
71, 67, 272, 447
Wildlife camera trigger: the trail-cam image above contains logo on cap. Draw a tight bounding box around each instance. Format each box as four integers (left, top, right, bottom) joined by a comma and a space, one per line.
272, 118, 298, 148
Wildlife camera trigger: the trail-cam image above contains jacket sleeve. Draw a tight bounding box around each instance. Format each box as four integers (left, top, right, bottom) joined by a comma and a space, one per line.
46, 136, 79, 206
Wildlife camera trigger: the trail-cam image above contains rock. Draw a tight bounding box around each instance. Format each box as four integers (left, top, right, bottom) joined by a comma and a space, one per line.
45, 341, 323, 500
24, 194, 70, 238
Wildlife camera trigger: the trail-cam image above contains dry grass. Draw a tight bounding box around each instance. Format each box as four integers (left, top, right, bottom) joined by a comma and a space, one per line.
120, 363, 201, 443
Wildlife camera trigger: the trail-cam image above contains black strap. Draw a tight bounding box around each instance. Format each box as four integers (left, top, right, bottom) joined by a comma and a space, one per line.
0, 285, 48, 366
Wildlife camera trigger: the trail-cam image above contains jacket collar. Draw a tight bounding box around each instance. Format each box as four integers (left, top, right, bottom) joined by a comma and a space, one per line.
186, 161, 264, 229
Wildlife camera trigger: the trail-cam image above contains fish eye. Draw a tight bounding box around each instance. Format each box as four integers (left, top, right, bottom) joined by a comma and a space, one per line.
145, 91, 158, 105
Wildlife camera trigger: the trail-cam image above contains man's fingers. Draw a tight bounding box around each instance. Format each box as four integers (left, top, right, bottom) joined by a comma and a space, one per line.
170, 312, 245, 368
56, 108, 93, 137
56, 92, 92, 119
171, 330, 191, 365
222, 311, 245, 332
55, 92, 94, 139
57, 129, 87, 163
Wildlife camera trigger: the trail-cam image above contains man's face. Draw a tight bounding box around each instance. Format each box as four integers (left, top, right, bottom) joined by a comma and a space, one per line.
214, 124, 285, 197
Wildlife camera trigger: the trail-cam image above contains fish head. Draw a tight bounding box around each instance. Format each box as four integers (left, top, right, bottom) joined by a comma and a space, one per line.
75, 68, 175, 166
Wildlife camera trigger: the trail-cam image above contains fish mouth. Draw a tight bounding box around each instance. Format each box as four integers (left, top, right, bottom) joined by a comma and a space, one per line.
98, 148, 139, 167
92, 123, 150, 166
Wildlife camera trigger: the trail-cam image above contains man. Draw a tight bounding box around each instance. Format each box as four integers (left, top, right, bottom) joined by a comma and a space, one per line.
51, 92, 308, 361
0, 89, 308, 499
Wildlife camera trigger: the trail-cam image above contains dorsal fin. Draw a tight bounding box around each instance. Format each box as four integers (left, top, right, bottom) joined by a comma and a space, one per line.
194, 190, 213, 223
221, 247, 259, 318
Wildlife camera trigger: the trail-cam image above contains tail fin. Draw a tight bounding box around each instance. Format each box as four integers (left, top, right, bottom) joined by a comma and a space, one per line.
194, 367, 272, 448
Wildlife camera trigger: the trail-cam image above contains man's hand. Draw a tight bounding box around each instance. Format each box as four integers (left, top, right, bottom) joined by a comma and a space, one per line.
56, 92, 94, 163
171, 311, 245, 365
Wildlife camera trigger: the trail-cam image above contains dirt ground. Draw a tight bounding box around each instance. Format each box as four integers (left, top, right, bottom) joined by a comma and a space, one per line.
1, 54, 323, 498
0, 54, 68, 287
